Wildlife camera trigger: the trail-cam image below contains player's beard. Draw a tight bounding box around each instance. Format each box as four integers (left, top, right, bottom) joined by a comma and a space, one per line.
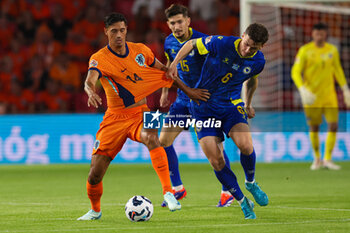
175, 30, 185, 40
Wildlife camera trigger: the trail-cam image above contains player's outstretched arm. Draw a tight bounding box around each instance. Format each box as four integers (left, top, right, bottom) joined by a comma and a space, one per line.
84, 69, 102, 108
245, 77, 258, 119
167, 39, 197, 80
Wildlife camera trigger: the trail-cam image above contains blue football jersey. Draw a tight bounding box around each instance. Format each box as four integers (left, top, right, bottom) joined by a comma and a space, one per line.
164, 28, 207, 101
195, 35, 265, 106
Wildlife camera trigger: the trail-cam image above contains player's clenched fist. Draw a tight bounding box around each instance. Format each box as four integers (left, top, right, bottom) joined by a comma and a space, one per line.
166, 63, 178, 80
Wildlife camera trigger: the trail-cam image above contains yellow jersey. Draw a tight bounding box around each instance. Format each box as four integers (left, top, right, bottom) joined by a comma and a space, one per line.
291, 41, 346, 106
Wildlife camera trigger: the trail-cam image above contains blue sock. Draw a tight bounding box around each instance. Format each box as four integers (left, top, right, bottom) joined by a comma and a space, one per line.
164, 145, 182, 187
214, 165, 244, 200
240, 149, 256, 182
221, 150, 230, 191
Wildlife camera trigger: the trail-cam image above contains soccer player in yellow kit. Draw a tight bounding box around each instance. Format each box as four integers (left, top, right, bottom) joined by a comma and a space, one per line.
291, 23, 350, 170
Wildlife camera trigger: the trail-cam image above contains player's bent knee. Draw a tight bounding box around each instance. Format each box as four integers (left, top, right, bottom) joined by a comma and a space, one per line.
88, 172, 103, 185
209, 157, 226, 171
239, 144, 254, 155
143, 133, 161, 150
159, 138, 172, 148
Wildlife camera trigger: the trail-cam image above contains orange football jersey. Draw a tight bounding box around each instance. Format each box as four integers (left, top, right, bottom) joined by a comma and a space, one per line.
88, 42, 173, 109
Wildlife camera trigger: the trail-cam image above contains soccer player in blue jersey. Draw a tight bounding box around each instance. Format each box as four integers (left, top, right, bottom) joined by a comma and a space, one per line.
167, 23, 269, 219
159, 4, 234, 208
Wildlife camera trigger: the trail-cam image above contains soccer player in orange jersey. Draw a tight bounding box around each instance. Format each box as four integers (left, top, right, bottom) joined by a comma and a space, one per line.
77, 13, 210, 220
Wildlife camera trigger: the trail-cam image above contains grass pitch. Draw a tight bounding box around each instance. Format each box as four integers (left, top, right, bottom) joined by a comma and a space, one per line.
1, 162, 350, 233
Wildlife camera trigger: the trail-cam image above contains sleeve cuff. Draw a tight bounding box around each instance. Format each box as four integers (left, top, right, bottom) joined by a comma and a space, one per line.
149, 57, 156, 67
88, 67, 102, 79
196, 38, 209, 55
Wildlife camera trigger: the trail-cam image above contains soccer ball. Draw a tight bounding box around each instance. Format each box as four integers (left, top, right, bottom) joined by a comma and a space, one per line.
125, 195, 153, 222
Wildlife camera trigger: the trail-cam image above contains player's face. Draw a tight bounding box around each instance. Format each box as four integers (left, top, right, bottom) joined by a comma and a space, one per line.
312, 29, 327, 46
239, 33, 263, 57
104, 21, 127, 48
167, 14, 190, 39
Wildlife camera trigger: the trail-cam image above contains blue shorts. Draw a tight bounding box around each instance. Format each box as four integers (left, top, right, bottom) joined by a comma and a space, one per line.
164, 98, 192, 124
191, 101, 248, 141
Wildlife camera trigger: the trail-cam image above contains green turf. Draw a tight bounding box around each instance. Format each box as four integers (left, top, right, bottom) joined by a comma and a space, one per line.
0, 162, 350, 233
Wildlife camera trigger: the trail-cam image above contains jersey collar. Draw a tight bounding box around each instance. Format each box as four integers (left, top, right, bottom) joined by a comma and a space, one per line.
107, 43, 129, 58
173, 27, 193, 44
234, 39, 257, 58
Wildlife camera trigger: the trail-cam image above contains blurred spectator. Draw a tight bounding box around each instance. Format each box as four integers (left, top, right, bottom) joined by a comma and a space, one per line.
7, 80, 35, 114
37, 78, 71, 113
132, 0, 163, 19
190, 11, 210, 34
151, 9, 170, 35
164, 0, 189, 8
0, 56, 18, 93
216, 0, 239, 36
72, 5, 104, 45
17, 11, 37, 46
47, 3, 72, 43
64, 29, 94, 74
145, 29, 166, 63
0, 14, 15, 52
49, 52, 81, 91
49, 0, 86, 21
0, 0, 27, 19
29, 24, 62, 69
95, 31, 109, 49
22, 55, 48, 92
113, 0, 135, 20
29, 0, 51, 22
6, 36, 29, 81
134, 5, 152, 42
189, 0, 216, 21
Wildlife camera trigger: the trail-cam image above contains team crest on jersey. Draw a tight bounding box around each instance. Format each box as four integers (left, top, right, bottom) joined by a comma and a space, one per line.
218, 36, 223, 40
171, 49, 176, 54
90, 59, 98, 67
232, 64, 240, 70
93, 140, 100, 150
135, 54, 145, 66
243, 66, 252, 74
205, 36, 212, 44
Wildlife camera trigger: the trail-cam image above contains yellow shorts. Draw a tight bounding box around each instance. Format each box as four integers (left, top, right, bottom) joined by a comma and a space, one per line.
92, 104, 149, 159
304, 106, 338, 125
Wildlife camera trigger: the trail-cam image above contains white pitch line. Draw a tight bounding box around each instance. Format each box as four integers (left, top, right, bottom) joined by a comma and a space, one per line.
273, 205, 350, 212
2, 202, 350, 212
1, 219, 350, 233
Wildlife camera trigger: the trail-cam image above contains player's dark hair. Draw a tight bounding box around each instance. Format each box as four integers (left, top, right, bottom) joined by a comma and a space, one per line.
245, 23, 269, 45
104, 12, 127, 28
165, 4, 189, 19
313, 22, 328, 31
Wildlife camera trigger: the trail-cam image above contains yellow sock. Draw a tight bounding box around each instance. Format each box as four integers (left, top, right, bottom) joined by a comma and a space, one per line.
324, 132, 336, 161
309, 132, 320, 159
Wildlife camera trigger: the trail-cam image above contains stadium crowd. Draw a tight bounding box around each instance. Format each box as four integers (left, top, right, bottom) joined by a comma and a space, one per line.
0, 0, 239, 114
1, 0, 348, 114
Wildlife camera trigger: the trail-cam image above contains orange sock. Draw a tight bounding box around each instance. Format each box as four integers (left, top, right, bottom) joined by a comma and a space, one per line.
150, 147, 172, 194
87, 181, 103, 212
